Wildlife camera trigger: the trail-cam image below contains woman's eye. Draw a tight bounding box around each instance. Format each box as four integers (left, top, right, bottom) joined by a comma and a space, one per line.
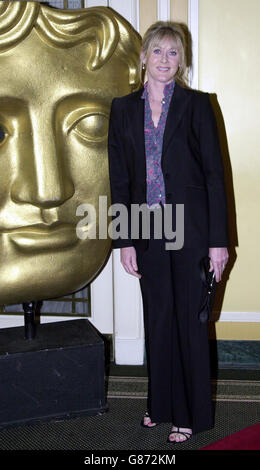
169, 50, 177, 56
70, 113, 108, 142
153, 49, 161, 54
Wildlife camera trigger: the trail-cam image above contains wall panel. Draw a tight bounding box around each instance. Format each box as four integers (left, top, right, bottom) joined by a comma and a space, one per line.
139, 0, 157, 36
170, 0, 188, 23
199, 0, 260, 339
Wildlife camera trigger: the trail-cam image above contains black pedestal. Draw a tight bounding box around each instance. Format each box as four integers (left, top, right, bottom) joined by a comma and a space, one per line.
0, 319, 107, 428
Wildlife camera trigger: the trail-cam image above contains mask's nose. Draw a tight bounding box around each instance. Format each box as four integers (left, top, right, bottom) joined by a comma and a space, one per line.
10, 110, 75, 209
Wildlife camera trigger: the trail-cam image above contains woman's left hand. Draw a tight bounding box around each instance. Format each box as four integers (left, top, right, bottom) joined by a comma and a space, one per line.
209, 247, 229, 282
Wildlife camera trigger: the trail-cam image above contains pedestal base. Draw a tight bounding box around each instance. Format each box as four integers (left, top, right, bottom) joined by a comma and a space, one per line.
0, 319, 107, 428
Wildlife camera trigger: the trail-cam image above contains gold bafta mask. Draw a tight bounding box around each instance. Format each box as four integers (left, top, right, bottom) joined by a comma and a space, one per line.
0, 1, 141, 305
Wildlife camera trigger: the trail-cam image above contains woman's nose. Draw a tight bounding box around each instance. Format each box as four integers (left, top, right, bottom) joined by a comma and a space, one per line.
160, 51, 168, 63
10, 113, 75, 209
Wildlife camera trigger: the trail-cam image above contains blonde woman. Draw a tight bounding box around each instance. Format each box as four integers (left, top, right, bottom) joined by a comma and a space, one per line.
108, 22, 229, 444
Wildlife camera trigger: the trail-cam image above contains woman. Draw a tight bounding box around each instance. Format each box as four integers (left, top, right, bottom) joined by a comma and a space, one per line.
108, 21, 229, 443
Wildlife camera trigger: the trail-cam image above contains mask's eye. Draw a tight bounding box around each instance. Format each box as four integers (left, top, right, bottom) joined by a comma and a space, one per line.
0, 125, 6, 144
69, 113, 108, 143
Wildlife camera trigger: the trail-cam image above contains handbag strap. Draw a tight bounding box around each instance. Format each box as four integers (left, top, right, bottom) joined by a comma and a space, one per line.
199, 256, 215, 294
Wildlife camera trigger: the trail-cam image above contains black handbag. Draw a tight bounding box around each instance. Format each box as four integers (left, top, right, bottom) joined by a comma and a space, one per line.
198, 256, 217, 323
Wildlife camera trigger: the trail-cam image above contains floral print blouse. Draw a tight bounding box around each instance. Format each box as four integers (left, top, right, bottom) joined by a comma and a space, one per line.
141, 80, 175, 207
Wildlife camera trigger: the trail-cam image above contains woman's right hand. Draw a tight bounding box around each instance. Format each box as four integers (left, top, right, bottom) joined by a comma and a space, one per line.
120, 247, 141, 279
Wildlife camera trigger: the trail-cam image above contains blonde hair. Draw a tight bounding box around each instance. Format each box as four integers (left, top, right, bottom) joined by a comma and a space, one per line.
140, 21, 187, 85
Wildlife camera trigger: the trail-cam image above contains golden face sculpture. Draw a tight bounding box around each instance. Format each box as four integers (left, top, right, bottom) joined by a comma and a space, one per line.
0, 1, 141, 304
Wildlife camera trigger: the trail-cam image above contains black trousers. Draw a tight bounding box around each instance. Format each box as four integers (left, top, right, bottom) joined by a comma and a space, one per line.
136, 233, 214, 434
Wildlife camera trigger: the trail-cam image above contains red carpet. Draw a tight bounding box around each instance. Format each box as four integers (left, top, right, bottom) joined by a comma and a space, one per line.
200, 423, 260, 450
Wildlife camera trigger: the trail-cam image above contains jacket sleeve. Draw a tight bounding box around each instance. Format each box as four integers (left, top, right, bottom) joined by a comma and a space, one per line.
199, 93, 229, 247
107, 98, 133, 248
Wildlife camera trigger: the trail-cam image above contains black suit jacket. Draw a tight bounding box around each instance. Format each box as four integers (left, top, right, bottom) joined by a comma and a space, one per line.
108, 82, 229, 251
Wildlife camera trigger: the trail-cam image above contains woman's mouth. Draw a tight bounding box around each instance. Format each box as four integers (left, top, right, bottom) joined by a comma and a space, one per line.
157, 67, 170, 72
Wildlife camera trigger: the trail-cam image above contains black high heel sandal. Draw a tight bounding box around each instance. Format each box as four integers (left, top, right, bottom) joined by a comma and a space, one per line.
167, 427, 192, 443
140, 411, 158, 428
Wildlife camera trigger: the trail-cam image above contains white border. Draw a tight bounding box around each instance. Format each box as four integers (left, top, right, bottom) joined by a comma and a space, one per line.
84, 0, 108, 7
213, 311, 260, 323
188, 0, 199, 89
157, 0, 171, 21
105, 0, 143, 364
108, 0, 140, 31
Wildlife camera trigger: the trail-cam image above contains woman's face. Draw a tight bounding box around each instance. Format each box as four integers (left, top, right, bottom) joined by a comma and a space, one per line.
142, 36, 180, 85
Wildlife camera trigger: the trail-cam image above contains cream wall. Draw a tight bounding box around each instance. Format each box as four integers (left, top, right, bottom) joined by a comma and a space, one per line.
198, 0, 260, 339
140, 0, 188, 34
139, 0, 260, 340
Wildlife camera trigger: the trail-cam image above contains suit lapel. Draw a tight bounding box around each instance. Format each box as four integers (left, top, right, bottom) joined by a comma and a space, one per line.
132, 87, 146, 180
162, 82, 191, 162
130, 83, 191, 178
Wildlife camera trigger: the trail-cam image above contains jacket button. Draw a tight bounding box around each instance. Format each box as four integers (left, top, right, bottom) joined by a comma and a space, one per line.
166, 193, 172, 200
164, 173, 170, 180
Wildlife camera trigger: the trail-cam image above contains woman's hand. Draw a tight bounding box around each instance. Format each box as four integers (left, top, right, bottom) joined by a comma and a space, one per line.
120, 247, 141, 279
209, 247, 229, 282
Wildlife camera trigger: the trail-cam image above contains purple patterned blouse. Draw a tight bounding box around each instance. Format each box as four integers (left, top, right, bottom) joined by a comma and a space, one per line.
141, 80, 175, 207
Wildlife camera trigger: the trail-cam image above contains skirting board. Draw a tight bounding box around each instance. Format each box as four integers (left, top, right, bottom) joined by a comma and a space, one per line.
114, 338, 260, 369
1, 315, 260, 368
114, 337, 144, 366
